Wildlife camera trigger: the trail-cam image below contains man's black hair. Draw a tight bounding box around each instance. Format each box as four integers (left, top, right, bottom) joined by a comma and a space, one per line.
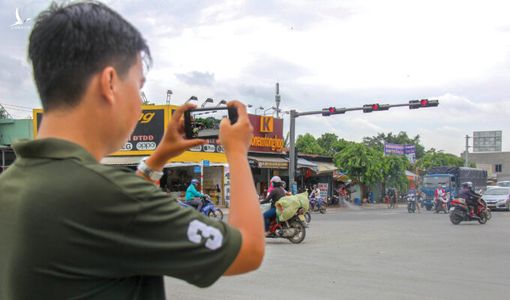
28, 1, 152, 111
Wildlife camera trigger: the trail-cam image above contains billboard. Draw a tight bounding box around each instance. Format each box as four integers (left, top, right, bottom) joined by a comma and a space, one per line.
248, 115, 284, 152
473, 130, 502, 152
34, 106, 168, 156
384, 143, 416, 163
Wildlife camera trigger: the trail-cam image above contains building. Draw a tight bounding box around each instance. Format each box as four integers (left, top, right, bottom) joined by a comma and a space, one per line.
0, 118, 33, 173
468, 151, 510, 182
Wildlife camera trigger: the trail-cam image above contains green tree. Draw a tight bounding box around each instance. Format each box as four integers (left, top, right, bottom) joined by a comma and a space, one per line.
334, 142, 385, 198
295, 133, 324, 155
383, 155, 410, 191
317, 133, 338, 156
363, 131, 425, 160
415, 149, 465, 171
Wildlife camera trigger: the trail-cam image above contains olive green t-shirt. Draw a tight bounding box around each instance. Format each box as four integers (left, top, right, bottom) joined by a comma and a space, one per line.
0, 138, 241, 300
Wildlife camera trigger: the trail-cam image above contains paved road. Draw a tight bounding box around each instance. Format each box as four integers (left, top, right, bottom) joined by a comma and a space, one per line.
165, 206, 510, 300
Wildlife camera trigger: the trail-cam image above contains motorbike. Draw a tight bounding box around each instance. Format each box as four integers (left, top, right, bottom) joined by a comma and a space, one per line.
449, 196, 490, 225
265, 207, 307, 244
309, 197, 327, 214
178, 195, 224, 221
407, 193, 417, 213
434, 195, 448, 214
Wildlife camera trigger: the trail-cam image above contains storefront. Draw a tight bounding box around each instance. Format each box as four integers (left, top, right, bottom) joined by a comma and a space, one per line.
248, 153, 288, 196
298, 155, 337, 198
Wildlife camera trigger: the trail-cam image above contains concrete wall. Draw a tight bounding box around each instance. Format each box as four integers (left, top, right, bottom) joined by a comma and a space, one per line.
468, 151, 510, 181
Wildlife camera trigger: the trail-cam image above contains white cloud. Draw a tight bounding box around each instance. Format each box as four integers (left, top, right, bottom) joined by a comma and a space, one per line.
1, 0, 509, 154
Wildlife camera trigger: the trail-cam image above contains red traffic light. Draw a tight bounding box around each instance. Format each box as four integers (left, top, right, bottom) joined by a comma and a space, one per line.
409, 99, 439, 109
363, 103, 390, 113
322, 107, 346, 116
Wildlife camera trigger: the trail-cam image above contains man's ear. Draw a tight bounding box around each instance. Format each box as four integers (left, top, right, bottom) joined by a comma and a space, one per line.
99, 67, 118, 104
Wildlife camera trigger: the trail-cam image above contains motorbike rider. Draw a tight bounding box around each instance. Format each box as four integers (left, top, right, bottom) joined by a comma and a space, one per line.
387, 188, 397, 208
266, 175, 282, 196
407, 187, 420, 213
310, 184, 321, 199
458, 182, 481, 217
434, 184, 446, 212
260, 176, 286, 236
185, 178, 205, 211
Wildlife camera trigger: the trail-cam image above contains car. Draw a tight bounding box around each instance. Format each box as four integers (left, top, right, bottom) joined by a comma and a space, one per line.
496, 181, 510, 188
482, 187, 510, 211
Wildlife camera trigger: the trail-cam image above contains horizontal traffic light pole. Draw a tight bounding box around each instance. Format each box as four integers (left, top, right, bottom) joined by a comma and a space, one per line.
292, 99, 439, 117
287, 99, 439, 191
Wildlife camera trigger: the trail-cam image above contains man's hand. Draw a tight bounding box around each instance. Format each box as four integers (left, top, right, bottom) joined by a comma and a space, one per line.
219, 101, 253, 157
145, 104, 207, 171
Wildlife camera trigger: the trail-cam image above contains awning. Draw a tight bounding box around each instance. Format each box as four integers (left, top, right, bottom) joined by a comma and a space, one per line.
315, 161, 338, 174
248, 155, 288, 169
296, 158, 318, 172
101, 157, 227, 168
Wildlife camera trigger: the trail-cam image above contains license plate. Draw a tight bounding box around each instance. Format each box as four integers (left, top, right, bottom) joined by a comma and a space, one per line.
449, 207, 455, 212
298, 215, 305, 222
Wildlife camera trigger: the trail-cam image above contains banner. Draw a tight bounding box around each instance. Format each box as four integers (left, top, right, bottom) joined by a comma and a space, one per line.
384, 143, 416, 163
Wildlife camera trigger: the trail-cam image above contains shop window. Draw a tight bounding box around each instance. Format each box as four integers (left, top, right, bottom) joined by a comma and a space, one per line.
495, 164, 502, 173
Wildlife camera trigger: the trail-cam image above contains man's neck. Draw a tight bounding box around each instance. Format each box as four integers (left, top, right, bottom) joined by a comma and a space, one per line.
36, 109, 109, 162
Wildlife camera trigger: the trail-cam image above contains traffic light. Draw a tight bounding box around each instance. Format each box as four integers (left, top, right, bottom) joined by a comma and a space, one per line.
363, 103, 390, 113
409, 99, 439, 109
322, 107, 346, 116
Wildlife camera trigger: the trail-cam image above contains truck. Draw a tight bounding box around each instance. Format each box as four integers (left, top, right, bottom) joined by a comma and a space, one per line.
421, 166, 488, 210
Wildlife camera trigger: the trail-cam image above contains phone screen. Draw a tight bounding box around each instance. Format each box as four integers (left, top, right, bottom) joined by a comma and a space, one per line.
185, 108, 228, 139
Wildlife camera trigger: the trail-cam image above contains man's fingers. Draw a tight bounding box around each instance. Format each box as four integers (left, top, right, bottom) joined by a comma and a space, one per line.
227, 100, 248, 120
170, 103, 196, 126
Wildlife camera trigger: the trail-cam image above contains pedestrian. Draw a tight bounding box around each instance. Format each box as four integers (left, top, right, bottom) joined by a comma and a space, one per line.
0, 2, 264, 299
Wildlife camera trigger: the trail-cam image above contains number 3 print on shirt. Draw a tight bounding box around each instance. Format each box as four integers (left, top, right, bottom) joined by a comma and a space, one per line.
187, 220, 223, 250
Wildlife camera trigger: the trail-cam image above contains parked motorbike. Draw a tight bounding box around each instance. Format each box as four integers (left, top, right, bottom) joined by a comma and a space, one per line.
265, 208, 307, 244
309, 197, 327, 214
178, 195, 224, 221
449, 196, 490, 225
407, 193, 417, 213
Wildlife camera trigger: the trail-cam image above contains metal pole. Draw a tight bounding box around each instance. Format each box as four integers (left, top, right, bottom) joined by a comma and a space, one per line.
275, 83, 281, 119
1, 148, 4, 173
289, 110, 297, 190
464, 135, 470, 167
200, 162, 204, 193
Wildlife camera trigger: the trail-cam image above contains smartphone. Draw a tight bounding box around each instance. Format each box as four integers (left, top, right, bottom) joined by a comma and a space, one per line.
184, 107, 238, 139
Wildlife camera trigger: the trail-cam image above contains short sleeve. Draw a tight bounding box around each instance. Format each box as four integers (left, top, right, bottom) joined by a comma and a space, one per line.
116, 183, 242, 287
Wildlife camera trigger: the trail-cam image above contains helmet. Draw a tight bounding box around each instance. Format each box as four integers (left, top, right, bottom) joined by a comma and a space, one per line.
270, 176, 282, 183
461, 182, 472, 189
191, 179, 199, 185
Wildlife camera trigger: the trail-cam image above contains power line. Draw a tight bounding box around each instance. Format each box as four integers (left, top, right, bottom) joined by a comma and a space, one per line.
0, 103, 35, 110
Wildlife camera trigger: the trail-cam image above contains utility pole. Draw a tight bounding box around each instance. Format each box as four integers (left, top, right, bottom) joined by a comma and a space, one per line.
166, 90, 173, 105
464, 134, 471, 167
287, 99, 439, 193
275, 82, 281, 119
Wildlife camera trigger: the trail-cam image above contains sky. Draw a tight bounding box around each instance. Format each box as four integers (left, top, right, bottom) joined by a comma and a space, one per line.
1, 0, 510, 155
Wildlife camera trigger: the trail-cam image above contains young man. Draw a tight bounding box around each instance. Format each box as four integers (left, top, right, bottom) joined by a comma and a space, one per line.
0, 2, 264, 299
